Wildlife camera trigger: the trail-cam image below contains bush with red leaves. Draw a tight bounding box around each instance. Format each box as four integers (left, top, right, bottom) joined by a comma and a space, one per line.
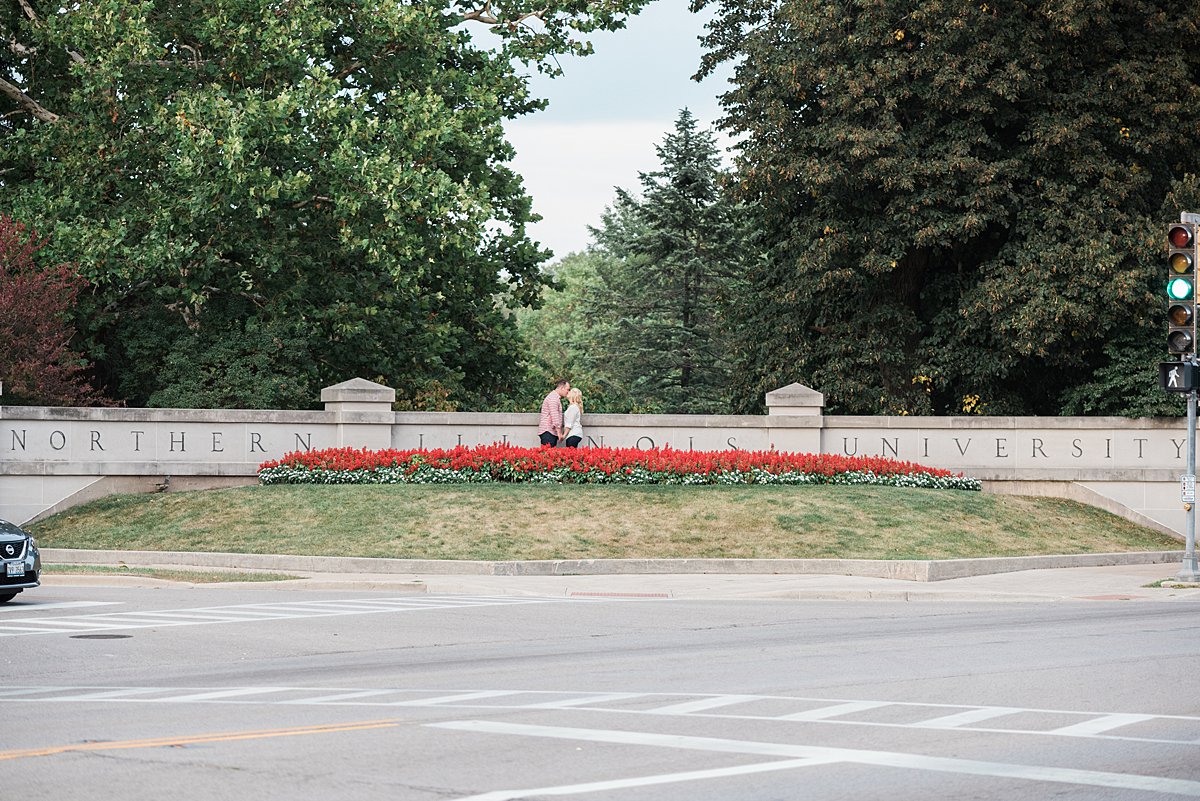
0, 216, 108, 406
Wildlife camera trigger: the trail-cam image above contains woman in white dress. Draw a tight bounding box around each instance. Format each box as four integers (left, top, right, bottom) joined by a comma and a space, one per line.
563, 388, 584, 448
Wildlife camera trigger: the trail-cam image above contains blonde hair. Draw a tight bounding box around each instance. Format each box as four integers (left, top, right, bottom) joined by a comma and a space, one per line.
567, 387, 583, 412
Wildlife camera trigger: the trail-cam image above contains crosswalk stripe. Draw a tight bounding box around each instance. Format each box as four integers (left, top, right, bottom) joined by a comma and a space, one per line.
0, 688, 55, 698
42, 688, 174, 702
162, 688, 293, 703
523, 693, 649, 709
646, 695, 763, 715
432, 720, 1200, 798
7, 686, 1198, 748
0, 625, 77, 633
911, 707, 1022, 729
396, 691, 523, 706
0, 595, 584, 637
775, 701, 892, 721
1049, 714, 1157, 736
283, 690, 402, 704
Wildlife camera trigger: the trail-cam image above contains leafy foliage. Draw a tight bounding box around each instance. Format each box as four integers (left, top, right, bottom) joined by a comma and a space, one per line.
0, 215, 107, 406
698, 0, 1200, 415
514, 251, 643, 412
1, 0, 649, 408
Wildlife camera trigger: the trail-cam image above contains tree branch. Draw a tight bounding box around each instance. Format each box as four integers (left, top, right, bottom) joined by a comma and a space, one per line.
16, 0, 38, 23
13, 1, 84, 64
332, 59, 366, 81
0, 76, 59, 122
291, 195, 333, 209
462, 4, 549, 27
7, 37, 37, 57
332, 43, 399, 82
462, 2, 499, 24
133, 57, 217, 68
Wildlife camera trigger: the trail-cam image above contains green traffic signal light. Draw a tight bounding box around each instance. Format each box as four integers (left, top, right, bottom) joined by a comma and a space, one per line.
1169, 276, 1194, 300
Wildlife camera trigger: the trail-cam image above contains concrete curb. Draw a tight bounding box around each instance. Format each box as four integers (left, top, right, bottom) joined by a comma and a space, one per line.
40, 549, 1187, 583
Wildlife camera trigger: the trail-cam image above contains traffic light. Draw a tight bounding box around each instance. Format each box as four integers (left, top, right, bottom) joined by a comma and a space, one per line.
1168, 222, 1198, 355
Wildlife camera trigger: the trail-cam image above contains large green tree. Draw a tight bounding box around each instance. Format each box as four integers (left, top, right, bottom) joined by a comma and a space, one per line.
1, 0, 647, 409
698, 0, 1200, 415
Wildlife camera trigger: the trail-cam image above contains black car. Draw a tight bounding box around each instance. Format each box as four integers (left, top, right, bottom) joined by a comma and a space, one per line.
0, 519, 40, 603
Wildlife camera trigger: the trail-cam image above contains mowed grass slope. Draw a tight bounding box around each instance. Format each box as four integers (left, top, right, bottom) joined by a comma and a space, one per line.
28, 484, 1182, 561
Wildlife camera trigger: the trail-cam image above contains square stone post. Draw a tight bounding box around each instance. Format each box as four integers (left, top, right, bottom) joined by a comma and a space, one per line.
321, 378, 395, 450
765, 383, 824, 453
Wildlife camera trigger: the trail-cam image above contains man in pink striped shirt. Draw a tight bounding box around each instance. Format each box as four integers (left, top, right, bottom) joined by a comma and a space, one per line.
538, 378, 571, 447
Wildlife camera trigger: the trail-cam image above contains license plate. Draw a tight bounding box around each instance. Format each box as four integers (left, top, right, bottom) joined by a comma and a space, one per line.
6, 563, 24, 578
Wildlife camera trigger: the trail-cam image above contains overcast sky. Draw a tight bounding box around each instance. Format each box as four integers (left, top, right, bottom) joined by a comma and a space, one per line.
503, 0, 733, 260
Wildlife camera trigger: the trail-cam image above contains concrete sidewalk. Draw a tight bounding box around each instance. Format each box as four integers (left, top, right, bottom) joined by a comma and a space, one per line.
38, 549, 1200, 602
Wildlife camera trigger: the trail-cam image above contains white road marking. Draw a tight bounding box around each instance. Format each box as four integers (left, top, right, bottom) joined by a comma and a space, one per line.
396, 691, 523, 707
0, 595, 589, 637
0, 624, 78, 633
0, 687, 58, 698
776, 700, 892, 721
70, 615, 198, 626
8, 685, 1199, 747
432, 720, 1200, 797
160, 687, 293, 703
133, 610, 296, 619
1049, 713, 1158, 736
282, 690, 400, 704
450, 758, 838, 800
523, 693, 648, 710
646, 695, 760, 715
0, 601, 119, 611
8, 618, 138, 628
40, 688, 174, 701
911, 707, 1022, 729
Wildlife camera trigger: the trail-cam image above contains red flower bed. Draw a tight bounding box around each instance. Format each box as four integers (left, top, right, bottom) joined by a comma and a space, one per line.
258, 444, 979, 490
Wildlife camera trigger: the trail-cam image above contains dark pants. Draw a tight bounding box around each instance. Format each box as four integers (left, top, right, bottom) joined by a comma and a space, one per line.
564, 436, 582, 448
539, 431, 559, 447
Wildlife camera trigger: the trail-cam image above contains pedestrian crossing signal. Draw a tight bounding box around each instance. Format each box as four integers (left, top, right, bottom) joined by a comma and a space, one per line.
1161, 361, 1199, 392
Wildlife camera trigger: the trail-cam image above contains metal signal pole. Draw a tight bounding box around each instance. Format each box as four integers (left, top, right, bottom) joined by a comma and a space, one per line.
1181, 377, 1200, 582
1178, 213, 1200, 581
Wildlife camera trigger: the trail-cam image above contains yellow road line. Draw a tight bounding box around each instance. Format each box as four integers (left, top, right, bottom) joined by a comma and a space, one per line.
0, 719, 401, 761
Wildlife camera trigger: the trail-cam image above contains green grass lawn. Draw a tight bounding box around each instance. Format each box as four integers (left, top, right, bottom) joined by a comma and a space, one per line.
27, 484, 1182, 561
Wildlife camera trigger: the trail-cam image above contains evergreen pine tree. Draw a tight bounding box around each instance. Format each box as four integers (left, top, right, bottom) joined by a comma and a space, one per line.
585, 109, 751, 413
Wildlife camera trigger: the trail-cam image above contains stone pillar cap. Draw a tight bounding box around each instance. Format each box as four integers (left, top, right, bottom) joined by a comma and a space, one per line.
321, 378, 396, 405
765, 383, 825, 411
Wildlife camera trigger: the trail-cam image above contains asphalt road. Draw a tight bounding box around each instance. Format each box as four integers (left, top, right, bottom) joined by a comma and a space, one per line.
3, 583, 1200, 800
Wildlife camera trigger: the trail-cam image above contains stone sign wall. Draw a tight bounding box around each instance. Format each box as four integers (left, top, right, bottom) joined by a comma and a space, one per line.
0, 378, 1186, 538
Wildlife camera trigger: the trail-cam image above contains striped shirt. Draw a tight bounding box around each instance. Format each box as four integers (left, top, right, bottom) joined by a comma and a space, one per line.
539, 390, 564, 435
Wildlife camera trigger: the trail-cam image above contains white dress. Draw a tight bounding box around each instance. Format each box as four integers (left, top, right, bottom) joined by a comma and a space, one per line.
563, 404, 583, 440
